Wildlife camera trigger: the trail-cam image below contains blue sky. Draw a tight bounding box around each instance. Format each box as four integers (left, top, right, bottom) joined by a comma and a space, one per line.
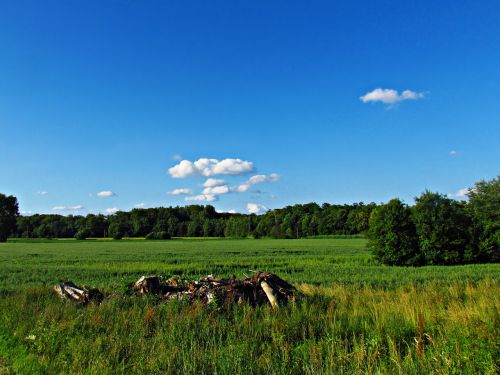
1, 1, 499, 215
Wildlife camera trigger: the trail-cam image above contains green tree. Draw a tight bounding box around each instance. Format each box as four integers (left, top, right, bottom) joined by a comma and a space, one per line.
467, 176, 500, 262
0, 193, 19, 242
412, 192, 471, 265
367, 199, 421, 265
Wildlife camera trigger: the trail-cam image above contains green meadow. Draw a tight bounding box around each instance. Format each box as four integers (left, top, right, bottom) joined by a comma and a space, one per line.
1, 238, 499, 374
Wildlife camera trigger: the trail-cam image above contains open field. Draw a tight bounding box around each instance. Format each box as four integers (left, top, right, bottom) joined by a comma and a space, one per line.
1, 238, 499, 374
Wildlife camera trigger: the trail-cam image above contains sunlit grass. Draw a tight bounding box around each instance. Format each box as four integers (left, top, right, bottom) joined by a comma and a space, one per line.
0, 239, 498, 373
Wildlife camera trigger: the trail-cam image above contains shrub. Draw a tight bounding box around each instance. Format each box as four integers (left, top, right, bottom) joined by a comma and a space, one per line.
74, 229, 88, 240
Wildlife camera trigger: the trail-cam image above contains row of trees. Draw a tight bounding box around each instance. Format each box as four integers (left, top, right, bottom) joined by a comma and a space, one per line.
11, 202, 376, 240
368, 177, 499, 265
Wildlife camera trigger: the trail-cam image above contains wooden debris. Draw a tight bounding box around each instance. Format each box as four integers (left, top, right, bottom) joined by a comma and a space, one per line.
54, 282, 103, 305
132, 271, 297, 308
54, 272, 296, 309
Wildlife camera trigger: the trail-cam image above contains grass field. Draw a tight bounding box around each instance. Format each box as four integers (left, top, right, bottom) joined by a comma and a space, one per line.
0, 238, 499, 374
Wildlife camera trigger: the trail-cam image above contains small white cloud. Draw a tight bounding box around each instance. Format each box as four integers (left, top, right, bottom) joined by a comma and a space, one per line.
448, 188, 471, 198
202, 185, 230, 195
247, 203, 268, 214
134, 203, 145, 208
35, 191, 48, 196
172, 154, 182, 161
234, 173, 280, 193
168, 158, 254, 178
167, 188, 194, 195
203, 178, 226, 188
105, 207, 119, 214
185, 194, 217, 202
97, 191, 116, 197
52, 205, 83, 211
21, 211, 33, 215
216, 209, 237, 214
360, 88, 425, 105
449, 150, 459, 156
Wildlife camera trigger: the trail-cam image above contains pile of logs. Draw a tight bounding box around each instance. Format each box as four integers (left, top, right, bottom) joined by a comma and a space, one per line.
131, 272, 297, 308
54, 272, 296, 308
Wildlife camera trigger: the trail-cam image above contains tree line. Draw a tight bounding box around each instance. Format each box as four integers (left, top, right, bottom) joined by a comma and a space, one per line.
9, 202, 376, 240
367, 176, 499, 265
1, 176, 498, 266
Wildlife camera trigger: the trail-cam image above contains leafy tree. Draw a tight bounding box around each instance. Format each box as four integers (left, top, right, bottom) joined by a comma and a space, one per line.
367, 199, 421, 265
412, 192, 471, 265
0, 193, 19, 242
467, 176, 500, 262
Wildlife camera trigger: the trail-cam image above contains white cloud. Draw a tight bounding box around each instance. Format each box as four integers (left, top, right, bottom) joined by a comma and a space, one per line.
168, 158, 254, 178
185, 194, 217, 202
360, 88, 425, 105
216, 209, 237, 214
167, 188, 193, 195
247, 203, 268, 214
35, 191, 48, 196
134, 203, 145, 208
234, 173, 280, 193
106, 207, 119, 214
97, 191, 116, 197
449, 150, 459, 156
203, 178, 226, 188
448, 188, 470, 198
202, 185, 230, 195
52, 205, 83, 211
172, 154, 182, 161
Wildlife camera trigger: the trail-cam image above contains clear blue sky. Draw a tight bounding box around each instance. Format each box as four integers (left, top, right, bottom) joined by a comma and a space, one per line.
1, 1, 499, 215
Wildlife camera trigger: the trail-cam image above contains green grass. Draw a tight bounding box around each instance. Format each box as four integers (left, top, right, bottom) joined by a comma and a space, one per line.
0, 238, 498, 374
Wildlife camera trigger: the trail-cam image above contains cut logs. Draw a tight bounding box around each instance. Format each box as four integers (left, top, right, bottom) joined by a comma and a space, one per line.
54, 282, 104, 305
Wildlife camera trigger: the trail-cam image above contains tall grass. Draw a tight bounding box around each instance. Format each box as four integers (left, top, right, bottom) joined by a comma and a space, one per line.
0, 239, 498, 373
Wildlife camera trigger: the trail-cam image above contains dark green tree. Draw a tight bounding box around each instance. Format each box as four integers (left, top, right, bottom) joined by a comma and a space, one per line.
412, 192, 471, 265
367, 199, 421, 265
467, 176, 500, 262
0, 193, 19, 242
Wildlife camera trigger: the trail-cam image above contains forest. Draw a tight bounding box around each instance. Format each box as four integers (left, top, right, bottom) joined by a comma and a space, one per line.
13, 202, 376, 240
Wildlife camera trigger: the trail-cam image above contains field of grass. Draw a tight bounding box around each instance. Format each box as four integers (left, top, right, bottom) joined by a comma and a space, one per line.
0, 238, 499, 374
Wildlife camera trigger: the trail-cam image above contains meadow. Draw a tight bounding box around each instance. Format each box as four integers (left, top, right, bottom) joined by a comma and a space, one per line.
0, 238, 498, 374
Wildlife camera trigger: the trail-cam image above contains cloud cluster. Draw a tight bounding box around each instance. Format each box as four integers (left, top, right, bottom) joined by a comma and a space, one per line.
449, 150, 459, 156
185, 194, 217, 202
35, 191, 48, 196
247, 203, 268, 214
360, 88, 424, 105
105, 207, 119, 214
235, 173, 280, 193
203, 178, 226, 188
202, 185, 230, 195
167, 188, 193, 195
52, 205, 83, 211
97, 191, 116, 197
169, 158, 254, 178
